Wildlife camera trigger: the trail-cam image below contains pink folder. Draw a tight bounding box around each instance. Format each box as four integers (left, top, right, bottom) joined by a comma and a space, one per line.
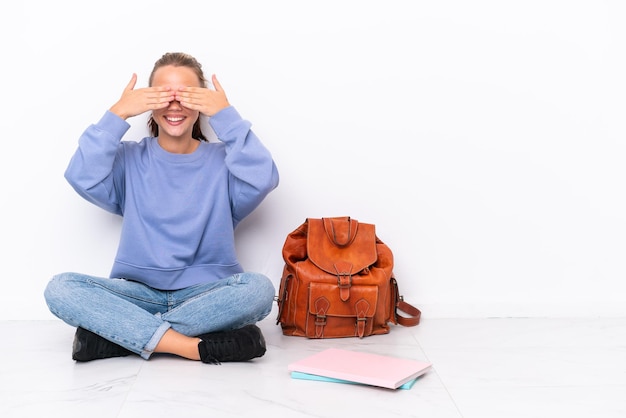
287, 348, 432, 389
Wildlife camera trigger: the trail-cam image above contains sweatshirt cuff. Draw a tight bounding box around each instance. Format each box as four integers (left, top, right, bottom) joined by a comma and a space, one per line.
97, 110, 131, 139
208, 106, 242, 133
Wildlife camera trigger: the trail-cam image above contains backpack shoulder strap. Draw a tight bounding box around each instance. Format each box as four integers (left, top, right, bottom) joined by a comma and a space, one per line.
396, 298, 421, 326
391, 277, 421, 327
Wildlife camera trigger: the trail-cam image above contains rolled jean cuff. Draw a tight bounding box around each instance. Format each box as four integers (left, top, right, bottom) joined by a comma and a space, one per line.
141, 321, 172, 360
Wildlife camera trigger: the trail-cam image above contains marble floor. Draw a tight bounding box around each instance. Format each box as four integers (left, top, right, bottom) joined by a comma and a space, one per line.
2, 311, 625, 418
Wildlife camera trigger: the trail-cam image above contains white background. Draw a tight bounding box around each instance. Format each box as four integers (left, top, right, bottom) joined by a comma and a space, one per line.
2, 0, 625, 320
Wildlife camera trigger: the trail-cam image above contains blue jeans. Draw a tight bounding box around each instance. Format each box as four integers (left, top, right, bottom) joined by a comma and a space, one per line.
43, 272, 275, 359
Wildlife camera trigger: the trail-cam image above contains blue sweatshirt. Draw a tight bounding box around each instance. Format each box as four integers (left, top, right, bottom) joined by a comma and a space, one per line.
65, 107, 279, 290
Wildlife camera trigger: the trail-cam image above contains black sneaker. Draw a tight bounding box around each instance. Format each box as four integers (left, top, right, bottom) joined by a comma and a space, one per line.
197, 324, 266, 364
72, 327, 134, 362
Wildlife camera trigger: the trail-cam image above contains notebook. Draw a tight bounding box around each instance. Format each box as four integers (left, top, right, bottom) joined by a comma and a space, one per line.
290, 371, 419, 390
287, 348, 432, 389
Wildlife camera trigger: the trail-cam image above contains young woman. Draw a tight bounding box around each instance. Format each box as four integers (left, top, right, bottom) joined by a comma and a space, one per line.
44, 52, 279, 364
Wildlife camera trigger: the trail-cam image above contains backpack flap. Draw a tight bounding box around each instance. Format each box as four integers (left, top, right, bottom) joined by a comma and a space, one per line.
307, 217, 378, 277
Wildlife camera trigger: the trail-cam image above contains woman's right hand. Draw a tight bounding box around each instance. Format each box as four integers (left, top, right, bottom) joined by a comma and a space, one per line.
109, 73, 175, 120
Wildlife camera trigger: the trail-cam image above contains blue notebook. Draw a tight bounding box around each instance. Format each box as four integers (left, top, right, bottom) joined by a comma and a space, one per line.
290, 371, 419, 390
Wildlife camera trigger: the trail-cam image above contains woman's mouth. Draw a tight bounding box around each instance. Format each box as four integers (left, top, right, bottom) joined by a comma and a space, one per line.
165, 116, 185, 125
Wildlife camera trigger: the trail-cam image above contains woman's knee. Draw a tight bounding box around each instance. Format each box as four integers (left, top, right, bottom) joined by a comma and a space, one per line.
43, 273, 75, 320
243, 272, 276, 302
43, 272, 88, 305
44, 272, 68, 301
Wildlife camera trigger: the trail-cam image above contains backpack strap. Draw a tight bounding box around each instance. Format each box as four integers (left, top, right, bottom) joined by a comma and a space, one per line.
391, 277, 421, 327
396, 298, 421, 326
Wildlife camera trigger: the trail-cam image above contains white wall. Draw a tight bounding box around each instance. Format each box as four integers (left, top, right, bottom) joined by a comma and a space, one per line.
2, 0, 625, 320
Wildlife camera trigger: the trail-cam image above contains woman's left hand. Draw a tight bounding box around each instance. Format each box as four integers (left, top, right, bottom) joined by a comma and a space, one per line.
175, 74, 230, 116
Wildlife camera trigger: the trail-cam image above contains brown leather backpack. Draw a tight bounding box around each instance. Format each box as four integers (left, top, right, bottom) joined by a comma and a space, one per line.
276, 216, 421, 338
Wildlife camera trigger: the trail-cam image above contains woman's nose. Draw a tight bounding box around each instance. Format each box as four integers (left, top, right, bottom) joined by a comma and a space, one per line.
168, 99, 183, 110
